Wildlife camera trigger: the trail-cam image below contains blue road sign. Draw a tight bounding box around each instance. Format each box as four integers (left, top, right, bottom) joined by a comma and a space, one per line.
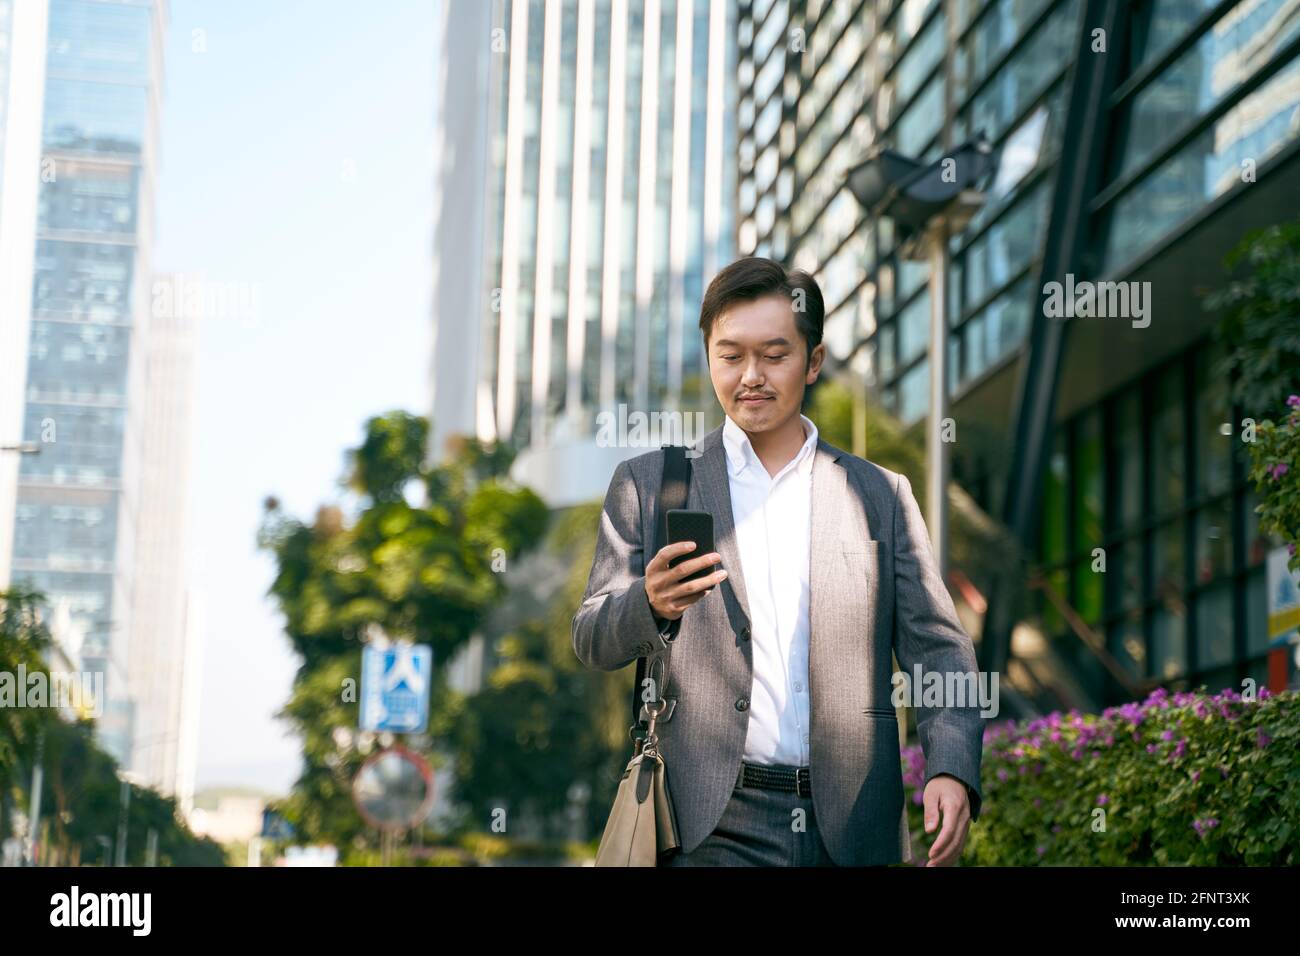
361, 643, 433, 733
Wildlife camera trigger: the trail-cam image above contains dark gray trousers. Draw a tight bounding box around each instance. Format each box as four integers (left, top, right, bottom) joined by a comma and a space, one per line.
663, 763, 836, 867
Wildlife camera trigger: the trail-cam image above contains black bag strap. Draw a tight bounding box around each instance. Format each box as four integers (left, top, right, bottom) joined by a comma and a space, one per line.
630, 444, 691, 734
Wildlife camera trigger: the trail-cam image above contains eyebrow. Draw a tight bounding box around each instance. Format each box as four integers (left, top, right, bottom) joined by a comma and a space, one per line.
713, 337, 792, 348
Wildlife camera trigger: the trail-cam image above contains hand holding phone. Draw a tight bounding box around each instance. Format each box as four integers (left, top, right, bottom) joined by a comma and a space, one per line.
645, 509, 726, 621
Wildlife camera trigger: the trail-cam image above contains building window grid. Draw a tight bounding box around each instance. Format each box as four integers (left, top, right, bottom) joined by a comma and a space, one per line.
795, 56, 1069, 402
1033, 348, 1268, 699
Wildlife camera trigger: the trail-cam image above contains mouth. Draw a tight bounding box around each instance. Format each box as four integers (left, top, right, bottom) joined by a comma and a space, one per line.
737, 394, 774, 405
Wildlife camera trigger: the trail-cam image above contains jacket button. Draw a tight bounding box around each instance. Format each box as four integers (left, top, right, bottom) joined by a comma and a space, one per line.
739, 625, 751, 641
735, 697, 749, 711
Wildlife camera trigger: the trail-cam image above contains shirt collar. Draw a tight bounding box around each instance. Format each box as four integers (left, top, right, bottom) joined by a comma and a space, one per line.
722, 413, 819, 479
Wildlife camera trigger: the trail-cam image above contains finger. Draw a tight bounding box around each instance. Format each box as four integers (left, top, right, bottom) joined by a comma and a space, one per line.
923, 787, 940, 833
648, 541, 697, 573
930, 824, 967, 867
665, 568, 728, 601
927, 804, 962, 862
668, 552, 722, 580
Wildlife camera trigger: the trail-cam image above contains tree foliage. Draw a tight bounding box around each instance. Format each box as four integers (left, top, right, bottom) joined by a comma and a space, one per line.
0, 585, 224, 866
257, 411, 549, 848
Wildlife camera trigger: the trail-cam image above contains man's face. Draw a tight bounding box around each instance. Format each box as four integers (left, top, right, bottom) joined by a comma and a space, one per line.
707, 294, 825, 434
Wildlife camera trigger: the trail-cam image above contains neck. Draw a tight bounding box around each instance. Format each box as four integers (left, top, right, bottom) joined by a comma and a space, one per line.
743, 413, 808, 477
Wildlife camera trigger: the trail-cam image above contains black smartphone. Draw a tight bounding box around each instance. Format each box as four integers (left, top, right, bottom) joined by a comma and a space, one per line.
665, 509, 717, 583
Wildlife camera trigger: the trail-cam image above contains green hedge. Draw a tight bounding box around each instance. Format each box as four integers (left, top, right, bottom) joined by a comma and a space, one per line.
902, 686, 1298, 865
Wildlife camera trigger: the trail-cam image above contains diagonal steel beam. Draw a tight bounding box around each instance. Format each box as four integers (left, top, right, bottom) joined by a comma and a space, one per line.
979, 0, 1131, 684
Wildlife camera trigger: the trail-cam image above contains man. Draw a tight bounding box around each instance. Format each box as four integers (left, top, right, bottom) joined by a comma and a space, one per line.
572, 257, 984, 866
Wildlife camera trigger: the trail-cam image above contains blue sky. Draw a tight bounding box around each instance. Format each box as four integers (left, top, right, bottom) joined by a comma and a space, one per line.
154, 1, 437, 795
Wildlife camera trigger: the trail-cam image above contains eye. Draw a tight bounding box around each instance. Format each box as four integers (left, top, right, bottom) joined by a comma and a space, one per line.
721, 354, 740, 361
765, 353, 788, 361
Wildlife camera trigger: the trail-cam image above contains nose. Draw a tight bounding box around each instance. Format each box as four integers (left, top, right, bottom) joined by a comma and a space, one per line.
740, 356, 764, 388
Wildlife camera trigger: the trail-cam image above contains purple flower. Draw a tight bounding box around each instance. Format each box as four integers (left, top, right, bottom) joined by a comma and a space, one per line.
1192, 817, 1220, 838
1036, 845, 1046, 857
997, 768, 1009, 782
1147, 744, 1159, 754
1257, 731, 1272, 748
1097, 794, 1109, 806
1161, 729, 1174, 741
1269, 462, 1289, 480
1191, 769, 1201, 782
1287, 394, 1300, 408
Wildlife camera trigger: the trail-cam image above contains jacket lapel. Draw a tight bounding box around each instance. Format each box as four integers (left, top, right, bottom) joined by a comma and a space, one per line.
691, 424, 752, 628
690, 428, 861, 632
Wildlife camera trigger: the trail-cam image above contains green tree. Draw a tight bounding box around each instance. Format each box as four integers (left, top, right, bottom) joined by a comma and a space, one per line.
1207, 219, 1300, 417
1, 585, 224, 866
257, 411, 549, 850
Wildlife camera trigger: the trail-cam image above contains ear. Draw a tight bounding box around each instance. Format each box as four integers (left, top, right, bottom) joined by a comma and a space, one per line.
805, 342, 827, 385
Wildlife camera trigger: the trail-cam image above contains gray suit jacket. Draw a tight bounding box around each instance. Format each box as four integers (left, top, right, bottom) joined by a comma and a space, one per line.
572, 423, 984, 865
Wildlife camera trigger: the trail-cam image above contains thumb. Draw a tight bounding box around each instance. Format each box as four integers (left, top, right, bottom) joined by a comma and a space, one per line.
923, 787, 940, 833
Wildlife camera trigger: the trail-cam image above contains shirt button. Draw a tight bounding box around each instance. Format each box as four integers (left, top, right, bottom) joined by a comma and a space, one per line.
794, 682, 803, 692
735, 697, 749, 711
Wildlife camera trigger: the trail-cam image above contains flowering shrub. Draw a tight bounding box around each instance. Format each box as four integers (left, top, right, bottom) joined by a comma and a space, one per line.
901, 687, 1298, 865
1246, 394, 1300, 573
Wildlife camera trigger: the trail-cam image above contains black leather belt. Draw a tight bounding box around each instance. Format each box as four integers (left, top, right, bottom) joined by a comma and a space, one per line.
740, 761, 812, 798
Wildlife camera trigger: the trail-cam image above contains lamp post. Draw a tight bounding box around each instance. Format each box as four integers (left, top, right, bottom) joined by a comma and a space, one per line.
843, 135, 997, 574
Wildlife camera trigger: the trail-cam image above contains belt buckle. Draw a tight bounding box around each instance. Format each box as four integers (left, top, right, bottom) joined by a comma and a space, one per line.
795, 767, 810, 797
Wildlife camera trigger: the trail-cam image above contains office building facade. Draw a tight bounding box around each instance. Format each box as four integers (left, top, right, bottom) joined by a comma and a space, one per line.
0, 0, 49, 588
737, 0, 1300, 709
8, 0, 168, 766
432, 0, 739, 507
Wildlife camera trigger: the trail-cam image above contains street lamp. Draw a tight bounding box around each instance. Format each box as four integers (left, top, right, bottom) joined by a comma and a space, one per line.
843, 134, 998, 573
0, 442, 40, 455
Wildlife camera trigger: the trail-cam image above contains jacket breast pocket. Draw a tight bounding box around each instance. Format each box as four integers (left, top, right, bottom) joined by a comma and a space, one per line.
838, 540, 885, 582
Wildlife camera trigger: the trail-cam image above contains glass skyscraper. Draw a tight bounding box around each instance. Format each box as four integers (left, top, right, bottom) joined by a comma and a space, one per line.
0, 0, 48, 589
737, 0, 1300, 708
432, 0, 739, 507
9, 0, 168, 766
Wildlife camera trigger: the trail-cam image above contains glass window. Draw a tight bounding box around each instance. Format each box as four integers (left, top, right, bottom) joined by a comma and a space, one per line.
1073, 411, 1104, 555
1116, 536, 1144, 611
1195, 583, 1234, 669
1153, 518, 1186, 604
1194, 498, 1233, 586
1245, 567, 1270, 654
1132, 0, 1221, 68
1195, 345, 1232, 497
898, 290, 930, 364
1113, 390, 1144, 530
1041, 434, 1068, 566
1104, 57, 1300, 270
1110, 608, 1146, 677
1152, 601, 1187, 678
1150, 363, 1186, 514
965, 3, 1073, 142
1119, 0, 1300, 179
898, 359, 930, 424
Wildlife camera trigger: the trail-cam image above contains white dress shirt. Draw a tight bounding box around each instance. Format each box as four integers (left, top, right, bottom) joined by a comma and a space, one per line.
722, 412, 818, 768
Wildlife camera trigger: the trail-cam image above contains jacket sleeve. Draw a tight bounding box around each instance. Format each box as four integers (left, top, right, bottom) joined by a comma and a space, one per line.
572, 458, 674, 671
890, 472, 985, 822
